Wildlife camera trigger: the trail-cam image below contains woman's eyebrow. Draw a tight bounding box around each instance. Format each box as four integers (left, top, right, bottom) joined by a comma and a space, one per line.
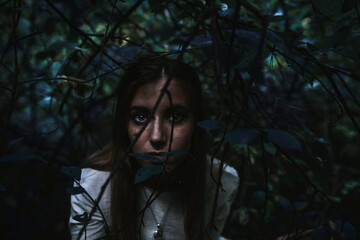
129, 106, 150, 112
130, 104, 189, 112
166, 104, 189, 111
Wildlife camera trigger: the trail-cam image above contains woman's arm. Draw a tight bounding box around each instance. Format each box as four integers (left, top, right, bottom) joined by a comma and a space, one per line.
69, 168, 111, 240
206, 161, 240, 240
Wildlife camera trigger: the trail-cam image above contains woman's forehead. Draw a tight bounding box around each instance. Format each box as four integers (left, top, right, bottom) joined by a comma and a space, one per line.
130, 77, 193, 108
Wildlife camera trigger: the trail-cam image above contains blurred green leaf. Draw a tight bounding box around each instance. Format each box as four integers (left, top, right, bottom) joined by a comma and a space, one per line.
129, 153, 161, 162
160, 151, 188, 157
148, 0, 167, 12
7, 137, 25, 150
61, 166, 81, 181
268, 129, 302, 151
0, 154, 45, 163
342, 0, 356, 13
118, 45, 142, 61
276, 196, 293, 215
226, 128, 257, 146
197, 120, 221, 132
294, 201, 308, 211
312, 227, 332, 240
134, 166, 164, 184
0, 184, 6, 192
251, 191, 266, 205
312, 0, 343, 16
297, 210, 317, 224
72, 212, 88, 223
66, 187, 85, 195
334, 220, 356, 240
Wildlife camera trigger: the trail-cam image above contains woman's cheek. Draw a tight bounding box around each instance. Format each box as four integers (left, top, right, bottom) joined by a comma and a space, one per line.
128, 125, 142, 149
173, 125, 193, 151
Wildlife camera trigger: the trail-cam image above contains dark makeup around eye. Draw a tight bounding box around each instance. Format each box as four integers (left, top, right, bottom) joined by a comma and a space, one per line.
129, 107, 150, 125
129, 104, 190, 125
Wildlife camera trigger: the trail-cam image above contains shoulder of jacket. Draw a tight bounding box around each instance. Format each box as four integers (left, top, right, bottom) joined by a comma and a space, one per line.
78, 168, 111, 191
206, 156, 238, 178
73, 168, 111, 209
205, 156, 239, 190
80, 168, 110, 180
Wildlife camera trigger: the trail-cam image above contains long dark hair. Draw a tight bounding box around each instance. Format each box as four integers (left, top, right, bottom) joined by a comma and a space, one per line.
85, 56, 207, 239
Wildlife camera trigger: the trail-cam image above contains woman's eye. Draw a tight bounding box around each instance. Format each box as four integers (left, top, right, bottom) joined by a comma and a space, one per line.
168, 112, 185, 123
133, 113, 147, 123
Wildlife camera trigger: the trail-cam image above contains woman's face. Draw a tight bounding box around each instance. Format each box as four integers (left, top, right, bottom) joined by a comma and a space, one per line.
127, 76, 195, 172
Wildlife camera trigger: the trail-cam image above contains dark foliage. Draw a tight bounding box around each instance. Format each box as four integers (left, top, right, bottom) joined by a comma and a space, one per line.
0, 0, 359, 239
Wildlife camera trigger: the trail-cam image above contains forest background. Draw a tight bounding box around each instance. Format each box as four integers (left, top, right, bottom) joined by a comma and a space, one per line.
0, 0, 359, 239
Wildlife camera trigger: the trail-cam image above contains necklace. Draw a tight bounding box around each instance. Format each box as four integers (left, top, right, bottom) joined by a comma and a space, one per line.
142, 186, 175, 240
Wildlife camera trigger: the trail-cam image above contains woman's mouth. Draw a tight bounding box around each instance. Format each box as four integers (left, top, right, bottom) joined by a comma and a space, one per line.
148, 152, 168, 164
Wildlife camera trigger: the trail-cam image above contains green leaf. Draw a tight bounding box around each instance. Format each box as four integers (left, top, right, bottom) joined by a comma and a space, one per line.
233, 207, 250, 225
226, 128, 257, 146
0, 154, 45, 163
134, 166, 164, 184
7, 137, 25, 149
351, 33, 360, 54
312, 0, 343, 16
189, 35, 212, 45
251, 191, 266, 204
344, 180, 360, 190
264, 201, 274, 223
148, 0, 167, 12
321, 26, 352, 50
34, 50, 51, 60
334, 220, 356, 240
53, 52, 68, 62
328, 195, 341, 202
219, 8, 235, 18
72, 212, 88, 223
66, 187, 85, 195
268, 15, 286, 22
197, 120, 221, 131
294, 201, 308, 210
160, 151, 188, 157
129, 153, 161, 162
266, 30, 288, 53
276, 196, 293, 215
297, 210, 317, 224
264, 143, 277, 155
312, 227, 332, 240
160, 151, 196, 162
0, 184, 6, 192
235, 30, 261, 70
203, 43, 243, 70
118, 45, 142, 61
61, 166, 81, 181
222, 0, 237, 8
51, 62, 62, 77
268, 129, 302, 151
342, 0, 356, 13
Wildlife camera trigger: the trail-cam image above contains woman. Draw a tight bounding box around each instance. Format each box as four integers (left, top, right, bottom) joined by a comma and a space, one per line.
69, 56, 239, 240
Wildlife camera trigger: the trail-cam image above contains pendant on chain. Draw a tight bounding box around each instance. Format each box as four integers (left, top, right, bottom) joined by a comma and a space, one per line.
153, 223, 163, 240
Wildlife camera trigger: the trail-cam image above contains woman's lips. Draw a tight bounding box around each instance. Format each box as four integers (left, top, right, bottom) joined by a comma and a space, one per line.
148, 152, 168, 164
148, 152, 165, 156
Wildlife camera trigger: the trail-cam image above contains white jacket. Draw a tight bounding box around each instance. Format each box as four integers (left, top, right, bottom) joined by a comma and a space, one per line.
69, 158, 239, 240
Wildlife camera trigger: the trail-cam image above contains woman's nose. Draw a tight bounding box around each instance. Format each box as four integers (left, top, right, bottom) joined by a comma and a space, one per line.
149, 118, 167, 149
